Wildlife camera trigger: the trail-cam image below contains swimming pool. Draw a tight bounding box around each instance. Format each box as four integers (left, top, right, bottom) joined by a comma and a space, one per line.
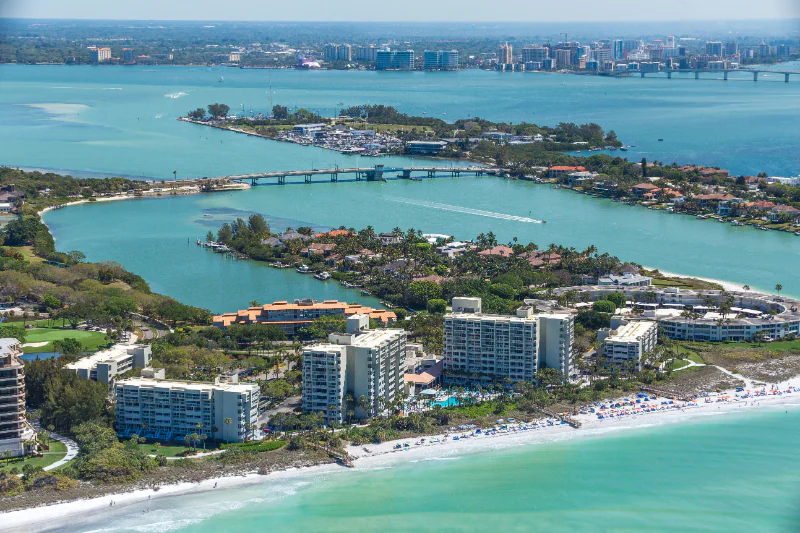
433, 397, 461, 408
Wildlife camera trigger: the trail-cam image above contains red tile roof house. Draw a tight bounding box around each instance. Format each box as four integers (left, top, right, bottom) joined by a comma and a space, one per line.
547, 165, 586, 178
695, 193, 735, 210
477, 245, 515, 258
632, 183, 659, 197
769, 205, 800, 222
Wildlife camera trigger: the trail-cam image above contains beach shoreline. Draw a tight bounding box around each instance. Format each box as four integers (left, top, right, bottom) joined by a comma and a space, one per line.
3, 377, 798, 533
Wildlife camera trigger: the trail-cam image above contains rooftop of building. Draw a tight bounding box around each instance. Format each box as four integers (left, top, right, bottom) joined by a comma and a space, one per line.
213, 299, 396, 326
116, 377, 258, 393
65, 344, 149, 371
607, 320, 657, 342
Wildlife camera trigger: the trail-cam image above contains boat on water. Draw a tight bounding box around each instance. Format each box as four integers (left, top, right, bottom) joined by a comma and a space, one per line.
620, 147, 628, 151
203, 213, 211, 217
296, 264, 310, 273
795, 231, 800, 236
219, 76, 224, 82
658, 138, 664, 141
314, 271, 331, 281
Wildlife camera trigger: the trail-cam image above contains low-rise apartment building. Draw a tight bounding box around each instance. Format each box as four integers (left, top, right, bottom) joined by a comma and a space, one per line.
213, 299, 396, 335
601, 321, 658, 369
66, 344, 152, 384
114, 376, 259, 443
302, 315, 406, 425
0, 338, 34, 458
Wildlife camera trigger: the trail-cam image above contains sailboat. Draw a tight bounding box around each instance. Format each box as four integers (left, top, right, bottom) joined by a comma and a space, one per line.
219, 76, 224, 83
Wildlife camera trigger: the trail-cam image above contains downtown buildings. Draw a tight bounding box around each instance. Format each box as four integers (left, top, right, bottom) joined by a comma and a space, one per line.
0, 338, 34, 458
443, 297, 575, 386
376, 49, 415, 70
302, 315, 406, 424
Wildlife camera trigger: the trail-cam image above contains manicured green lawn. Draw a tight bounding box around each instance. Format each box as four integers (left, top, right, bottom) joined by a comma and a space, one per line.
3, 327, 110, 354
666, 359, 692, 371
136, 442, 220, 457
0, 441, 67, 473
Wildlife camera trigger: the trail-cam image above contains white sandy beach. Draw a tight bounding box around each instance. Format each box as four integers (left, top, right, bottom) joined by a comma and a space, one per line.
3, 377, 799, 533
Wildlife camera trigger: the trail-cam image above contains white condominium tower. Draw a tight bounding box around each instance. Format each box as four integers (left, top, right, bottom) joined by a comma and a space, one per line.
115, 375, 260, 443
444, 298, 574, 385
302, 315, 406, 424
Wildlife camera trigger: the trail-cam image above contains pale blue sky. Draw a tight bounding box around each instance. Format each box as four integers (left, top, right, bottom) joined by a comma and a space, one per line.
3, 0, 799, 21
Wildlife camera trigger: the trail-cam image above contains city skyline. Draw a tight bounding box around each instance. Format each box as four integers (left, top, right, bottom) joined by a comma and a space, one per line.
3, 0, 799, 22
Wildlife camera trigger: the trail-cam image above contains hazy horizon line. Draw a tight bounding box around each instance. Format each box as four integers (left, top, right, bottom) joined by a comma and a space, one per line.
3, 16, 798, 23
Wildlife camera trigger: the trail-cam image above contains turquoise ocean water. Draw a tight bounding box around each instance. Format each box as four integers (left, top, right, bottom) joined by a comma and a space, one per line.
46, 407, 800, 533
1, 66, 800, 531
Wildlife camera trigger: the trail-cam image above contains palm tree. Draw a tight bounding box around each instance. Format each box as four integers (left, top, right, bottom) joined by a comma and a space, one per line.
775, 284, 783, 295
201, 433, 208, 450
223, 418, 233, 443
211, 425, 219, 443
743, 285, 750, 292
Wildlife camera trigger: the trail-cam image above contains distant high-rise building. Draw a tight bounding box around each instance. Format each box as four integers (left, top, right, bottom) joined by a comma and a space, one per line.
354, 45, 378, 62
705, 41, 723, 57
758, 43, 771, 57
592, 48, 613, 63
498, 42, 513, 64
623, 39, 641, 56
376, 49, 415, 70
337, 44, 352, 62
521, 45, 549, 63
554, 49, 572, 68
613, 40, 624, 60
666, 36, 676, 48
724, 42, 738, 57
424, 50, 458, 70
324, 44, 339, 62
677, 45, 687, 57
777, 44, 791, 57
122, 48, 135, 64
89, 46, 112, 63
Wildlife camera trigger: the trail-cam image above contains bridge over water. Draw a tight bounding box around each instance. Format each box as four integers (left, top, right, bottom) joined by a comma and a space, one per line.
615, 68, 800, 82
224, 165, 502, 185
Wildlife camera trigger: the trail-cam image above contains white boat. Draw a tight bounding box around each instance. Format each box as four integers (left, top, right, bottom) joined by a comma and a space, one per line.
219, 76, 224, 82
314, 271, 331, 280
296, 265, 310, 273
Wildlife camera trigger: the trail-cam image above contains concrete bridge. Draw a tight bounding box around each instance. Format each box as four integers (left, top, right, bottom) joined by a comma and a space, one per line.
225, 164, 501, 185
626, 68, 800, 82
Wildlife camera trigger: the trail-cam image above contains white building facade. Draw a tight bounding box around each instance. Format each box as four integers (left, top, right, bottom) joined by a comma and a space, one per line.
443, 299, 575, 385
66, 344, 152, 384
114, 377, 259, 443
602, 321, 658, 369
302, 315, 406, 424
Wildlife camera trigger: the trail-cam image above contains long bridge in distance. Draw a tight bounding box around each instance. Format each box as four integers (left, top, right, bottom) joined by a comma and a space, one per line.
225, 165, 502, 185
612, 68, 800, 82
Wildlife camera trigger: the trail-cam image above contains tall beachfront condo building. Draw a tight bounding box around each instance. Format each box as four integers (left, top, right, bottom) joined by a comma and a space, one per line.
725, 42, 738, 56
337, 44, 352, 61
601, 321, 658, 370
443, 298, 575, 386
89, 47, 112, 62
114, 376, 260, 443
622, 40, 641, 55
302, 315, 406, 425
521, 46, 549, 63
498, 43, 513, 64
354, 45, 378, 62
122, 48, 135, 63
0, 339, 34, 458
324, 44, 339, 61
706, 41, 723, 57
376, 49, 416, 70
423, 50, 459, 70
66, 344, 152, 384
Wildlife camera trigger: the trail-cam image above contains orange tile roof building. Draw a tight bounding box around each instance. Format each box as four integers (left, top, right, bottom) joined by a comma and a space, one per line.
213, 299, 397, 335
